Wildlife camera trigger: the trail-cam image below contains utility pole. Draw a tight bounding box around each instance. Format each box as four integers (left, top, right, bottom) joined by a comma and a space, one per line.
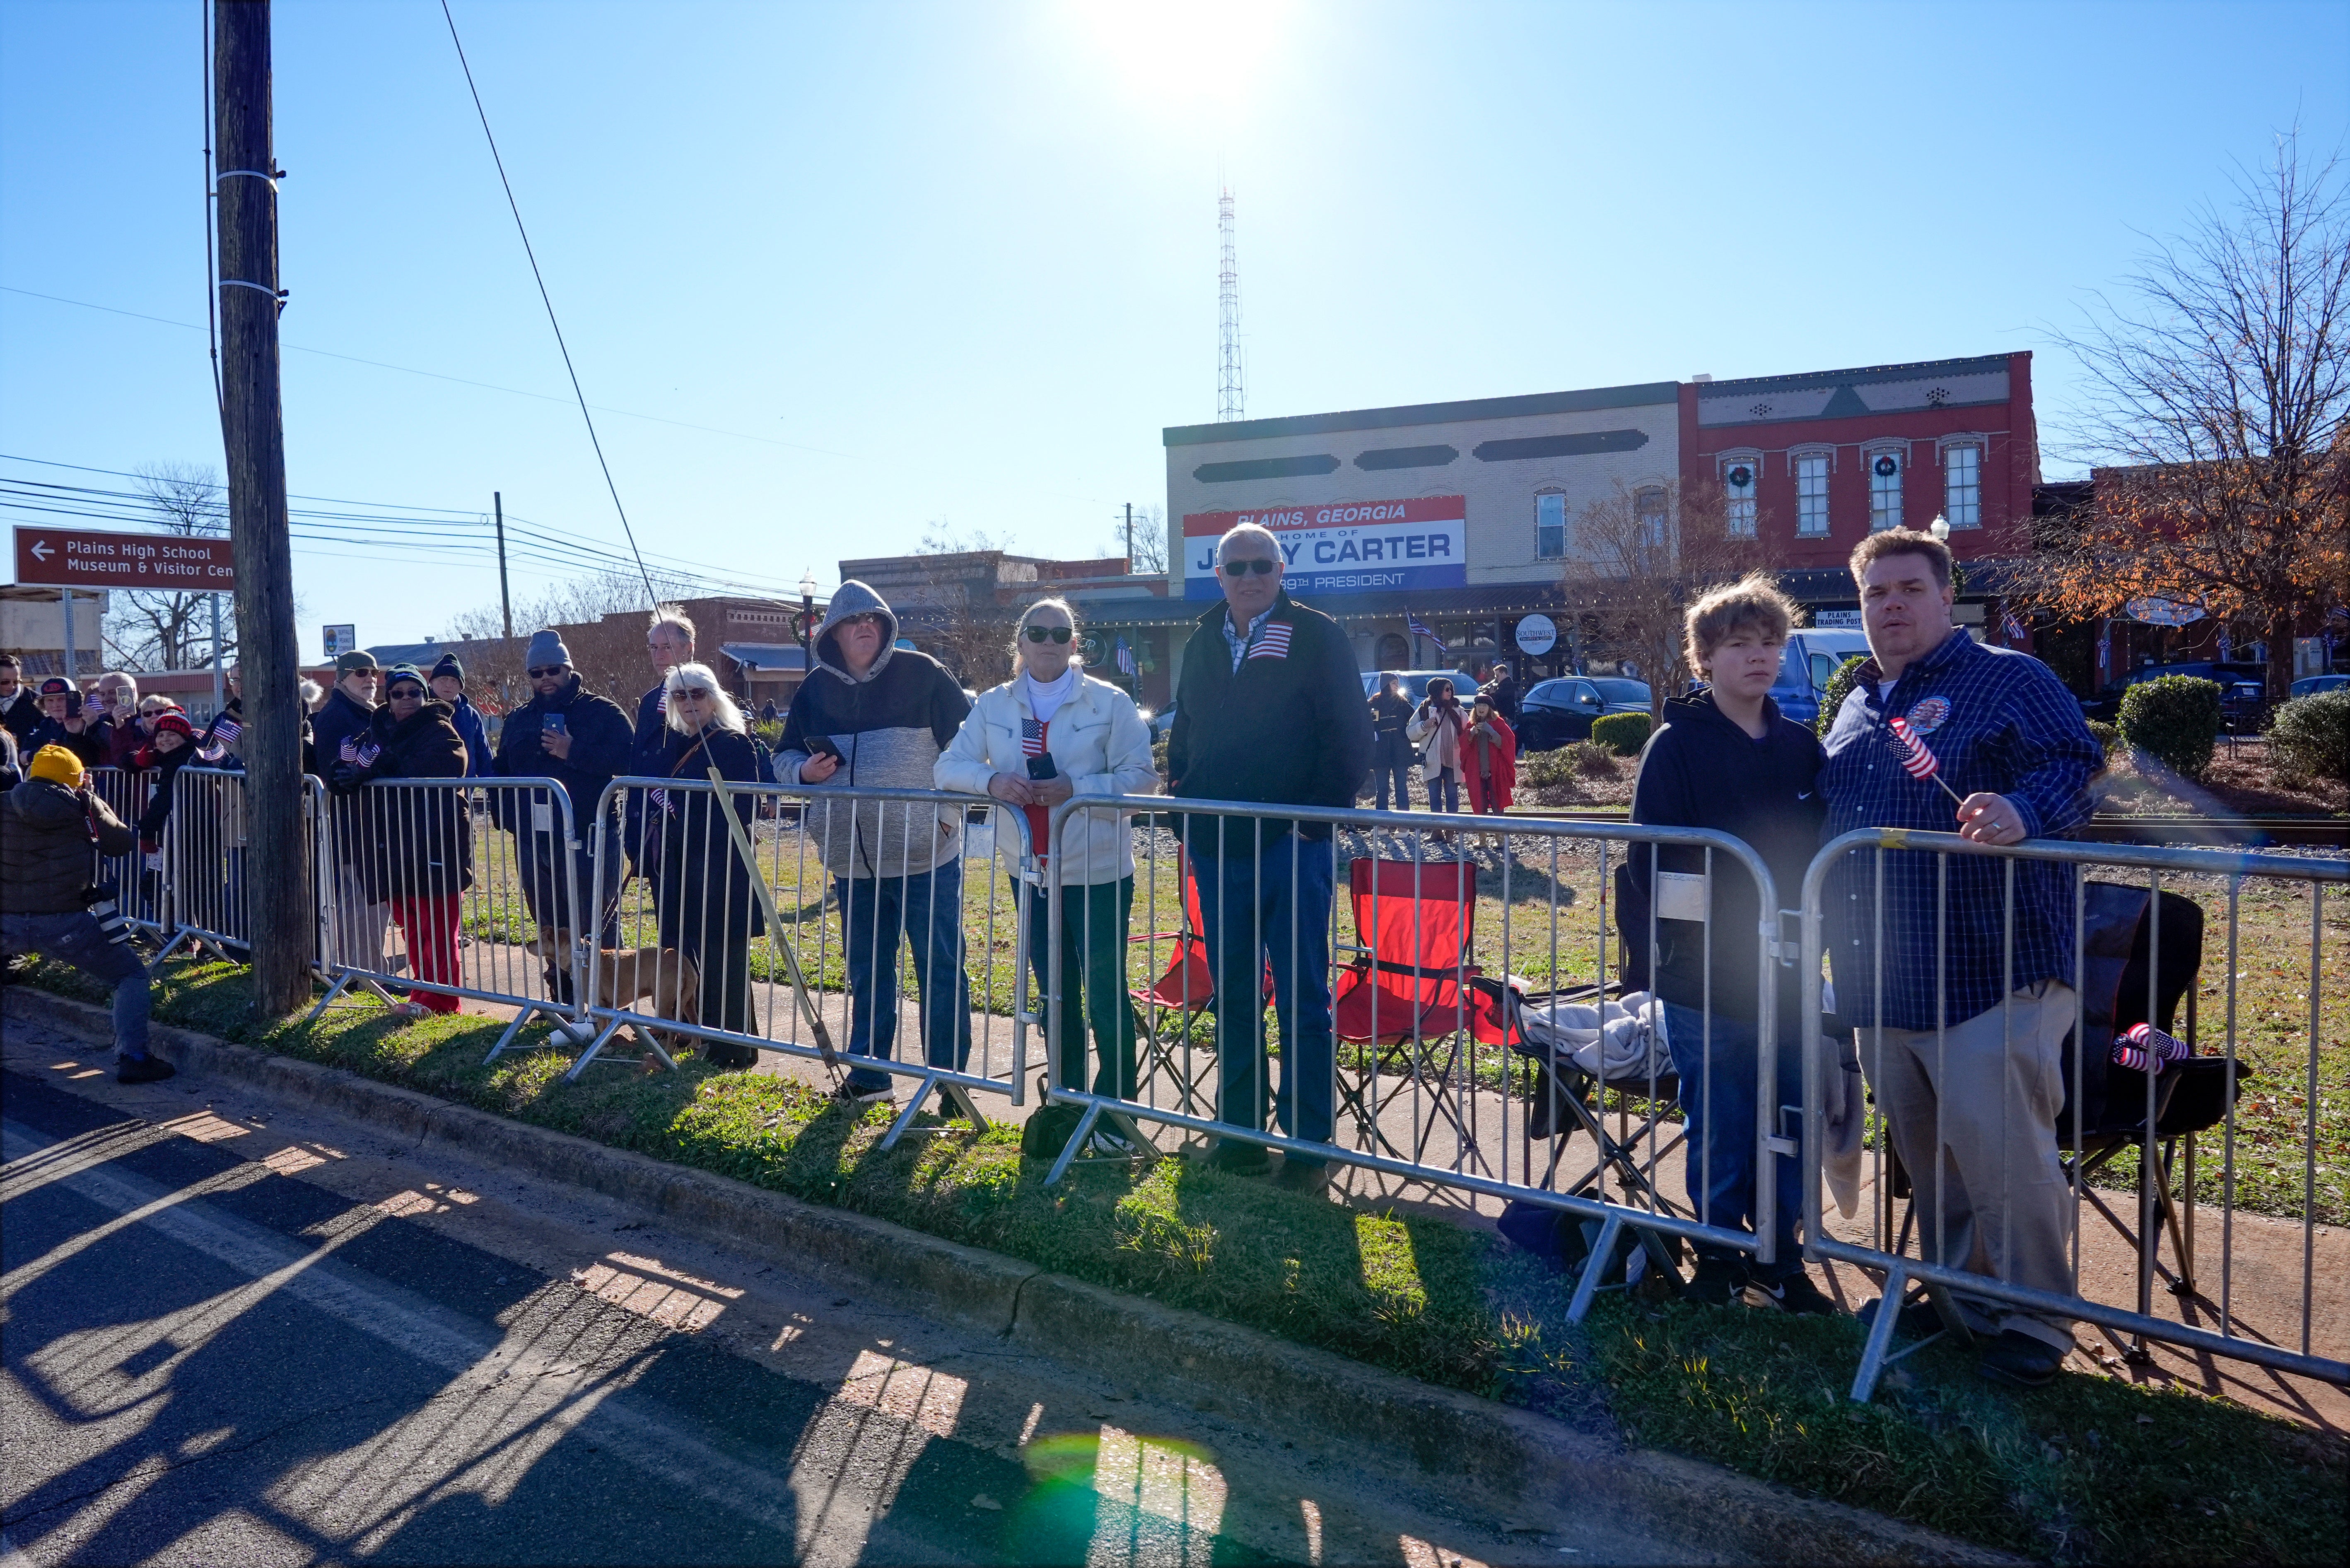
494, 491, 513, 640
214, 0, 306, 1016
1124, 502, 1133, 568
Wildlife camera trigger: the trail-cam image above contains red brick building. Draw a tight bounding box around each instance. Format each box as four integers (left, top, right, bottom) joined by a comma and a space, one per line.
1680, 352, 2039, 616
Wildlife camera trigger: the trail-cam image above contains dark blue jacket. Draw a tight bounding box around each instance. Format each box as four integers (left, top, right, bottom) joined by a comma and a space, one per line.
447, 695, 494, 778
492, 673, 633, 832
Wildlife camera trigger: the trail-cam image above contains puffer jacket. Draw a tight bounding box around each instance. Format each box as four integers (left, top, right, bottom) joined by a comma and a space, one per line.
331, 698, 473, 901
1, 777, 135, 915
935, 671, 1158, 883
776, 581, 972, 880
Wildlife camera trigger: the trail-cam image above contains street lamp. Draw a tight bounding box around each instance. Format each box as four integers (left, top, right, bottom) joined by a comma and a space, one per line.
797, 569, 818, 668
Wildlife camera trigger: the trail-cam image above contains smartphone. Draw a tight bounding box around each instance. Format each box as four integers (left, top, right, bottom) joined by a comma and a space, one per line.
542, 713, 567, 738
1025, 753, 1059, 781
806, 736, 843, 762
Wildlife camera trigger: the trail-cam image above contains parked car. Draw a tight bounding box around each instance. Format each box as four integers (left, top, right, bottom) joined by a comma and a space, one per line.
2220, 680, 2271, 735
1146, 701, 1177, 740
1766, 629, 1874, 729
2079, 661, 2268, 723
2289, 673, 2349, 699
1359, 670, 1479, 710
1516, 676, 1653, 750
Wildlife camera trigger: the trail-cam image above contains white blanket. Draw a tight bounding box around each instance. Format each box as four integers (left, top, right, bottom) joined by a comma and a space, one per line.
1516, 991, 1672, 1081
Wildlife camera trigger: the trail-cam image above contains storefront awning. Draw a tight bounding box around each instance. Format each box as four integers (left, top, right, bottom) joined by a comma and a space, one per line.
718, 642, 807, 672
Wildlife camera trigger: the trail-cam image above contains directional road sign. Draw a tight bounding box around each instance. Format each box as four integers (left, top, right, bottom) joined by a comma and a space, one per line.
11, 525, 236, 592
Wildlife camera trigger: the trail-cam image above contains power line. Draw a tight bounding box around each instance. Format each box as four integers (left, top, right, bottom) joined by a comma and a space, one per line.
436, 0, 658, 609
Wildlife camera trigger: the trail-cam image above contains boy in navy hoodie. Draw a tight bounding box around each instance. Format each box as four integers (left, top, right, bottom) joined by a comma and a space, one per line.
1624, 575, 1836, 1314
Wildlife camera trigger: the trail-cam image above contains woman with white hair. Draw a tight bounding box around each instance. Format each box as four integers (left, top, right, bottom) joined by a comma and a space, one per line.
936, 597, 1157, 1119
648, 662, 766, 1067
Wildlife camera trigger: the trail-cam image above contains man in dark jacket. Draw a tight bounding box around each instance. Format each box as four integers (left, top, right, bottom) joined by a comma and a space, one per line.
777, 583, 973, 1105
494, 629, 633, 995
1625, 576, 1832, 1314
1479, 661, 1522, 724
27, 680, 112, 769
311, 650, 389, 971
0, 744, 174, 1082
428, 653, 494, 777
1167, 523, 1372, 1183
0, 654, 42, 747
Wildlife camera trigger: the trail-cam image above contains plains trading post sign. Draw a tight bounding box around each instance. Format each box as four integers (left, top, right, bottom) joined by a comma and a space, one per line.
1182, 496, 1467, 601
12, 525, 236, 590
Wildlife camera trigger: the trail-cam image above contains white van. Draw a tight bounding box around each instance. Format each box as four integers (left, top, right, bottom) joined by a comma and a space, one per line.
1770, 629, 1872, 727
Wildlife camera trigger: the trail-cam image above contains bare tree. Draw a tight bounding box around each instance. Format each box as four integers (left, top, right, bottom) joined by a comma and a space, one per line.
112, 462, 232, 670
917, 520, 1012, 556
438, 571, 692, 711
1109, 504, 1169, 574
2024, 130, 2350, 698
1559, 477, 1769, 721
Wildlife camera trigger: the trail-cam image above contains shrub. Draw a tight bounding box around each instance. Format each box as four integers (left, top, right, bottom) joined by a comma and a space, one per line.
2118, 675, 2222, 779
1516, 746, 1574, 791
1589, 711, 1651, 756
2267, 689, 2350, 785
1814, 655, 1870, 736
2085, 718, 2122, 754
1564, 740, 1619, 778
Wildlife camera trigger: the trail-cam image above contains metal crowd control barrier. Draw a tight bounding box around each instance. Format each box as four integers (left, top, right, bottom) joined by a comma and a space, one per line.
1042, 795, 1788, 1318
157, 766, 253, 963
304, 774, 592, 1056
79, 767, 166, 939
1800, 827, 2349, 1402
578, 777, 1034, 1142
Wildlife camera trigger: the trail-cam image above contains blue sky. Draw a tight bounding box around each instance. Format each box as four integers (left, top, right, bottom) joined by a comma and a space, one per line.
2, 0, 2343, 654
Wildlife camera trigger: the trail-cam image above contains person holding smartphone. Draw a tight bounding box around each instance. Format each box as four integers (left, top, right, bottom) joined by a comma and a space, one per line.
937, 597, 1158, 1122
1407, 677, 1468, 820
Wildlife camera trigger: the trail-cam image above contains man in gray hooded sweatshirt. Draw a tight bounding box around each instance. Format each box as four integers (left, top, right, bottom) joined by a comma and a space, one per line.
777, 583, 975, 1103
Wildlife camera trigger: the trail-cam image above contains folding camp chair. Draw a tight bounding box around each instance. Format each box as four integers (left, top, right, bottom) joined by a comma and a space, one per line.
1484, 978, 1691, 1221
1331, 857, 1515, 1170
1127, 847, 1269, 1118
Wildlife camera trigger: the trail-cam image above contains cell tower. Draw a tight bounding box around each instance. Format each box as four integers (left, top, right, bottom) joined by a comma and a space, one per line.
1217, 187, 1245, 422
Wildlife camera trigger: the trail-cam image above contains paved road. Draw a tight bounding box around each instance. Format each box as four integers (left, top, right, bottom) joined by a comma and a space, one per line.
0, 1018, 1690, 1566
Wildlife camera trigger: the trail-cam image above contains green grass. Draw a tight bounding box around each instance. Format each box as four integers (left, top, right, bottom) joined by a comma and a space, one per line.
16, 955, 2344, 1565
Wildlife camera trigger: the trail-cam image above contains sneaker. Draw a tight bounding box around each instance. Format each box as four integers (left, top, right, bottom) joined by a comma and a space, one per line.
386, 1002, 432, 1020
1977, 1329, 2066, 1389
1747, 1269, 1840, 1316
833, 1080, 894, 1108
1680, 1253, 1750, 1307
1205, 1140, 1271, 1175
1857, 1295, 1945, 1342
117, 1055, 177, 1086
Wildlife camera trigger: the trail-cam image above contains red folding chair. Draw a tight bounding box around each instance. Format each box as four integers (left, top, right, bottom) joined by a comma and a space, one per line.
1127, 848, 1269, 1117
1332, 857, 1512, 1169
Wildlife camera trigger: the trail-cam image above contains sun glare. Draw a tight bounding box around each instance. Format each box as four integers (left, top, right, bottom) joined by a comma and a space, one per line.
1062, 0, 1291, 108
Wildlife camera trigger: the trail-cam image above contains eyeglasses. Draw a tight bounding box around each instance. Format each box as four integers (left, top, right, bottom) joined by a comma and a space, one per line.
840, 613, 888, 629
1217, 557, 1279, 577
1023, 625, 1073, 644
676, 688, 712, 701
528, 665, 566, 678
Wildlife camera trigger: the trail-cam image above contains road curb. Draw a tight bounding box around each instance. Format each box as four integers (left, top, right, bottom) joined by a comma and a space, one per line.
6, 985, 2019, 1566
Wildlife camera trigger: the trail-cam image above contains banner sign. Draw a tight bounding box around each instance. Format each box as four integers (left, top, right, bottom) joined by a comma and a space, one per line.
12, 525, 235, 590
1182, 496, 1467, 600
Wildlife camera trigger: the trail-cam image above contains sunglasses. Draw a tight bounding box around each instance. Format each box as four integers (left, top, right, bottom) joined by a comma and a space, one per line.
528, 665, 566, 678
840, 613, 888, 629
1023, 625, 1074, 644
1217, 557, 1279, 577
388, 683, 425, 698
676, 687, 712, 702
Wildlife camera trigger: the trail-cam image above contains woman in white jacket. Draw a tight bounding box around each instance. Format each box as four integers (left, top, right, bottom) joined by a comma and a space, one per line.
936, 597, 1158, 1107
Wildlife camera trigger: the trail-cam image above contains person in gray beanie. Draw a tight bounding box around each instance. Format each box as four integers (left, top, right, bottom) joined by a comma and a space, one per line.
492, 628, 632, 998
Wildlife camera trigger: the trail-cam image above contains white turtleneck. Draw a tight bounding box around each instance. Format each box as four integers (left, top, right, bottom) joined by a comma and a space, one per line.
1023, 665, 1080, 726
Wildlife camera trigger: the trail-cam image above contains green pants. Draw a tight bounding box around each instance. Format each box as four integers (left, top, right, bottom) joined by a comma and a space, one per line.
1026, 874, 1139, 1097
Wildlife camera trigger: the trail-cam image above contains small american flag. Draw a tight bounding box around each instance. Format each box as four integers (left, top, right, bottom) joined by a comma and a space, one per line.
1020, 716, 1047, 756
649, 787, 673, 817
1406, 612, 1446, 658
1114, 636, 1136, 677
2111, 1021, 2193, 1074
2003, 611, 2028, 643
1887, 715, 1941, 782
353, 738, 380, 768
210, 714, 242, 744
338, 736, 359, 764
1246, 621, 1293, 660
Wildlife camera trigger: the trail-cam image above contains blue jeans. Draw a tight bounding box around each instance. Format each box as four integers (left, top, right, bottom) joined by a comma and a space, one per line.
2, 910, 153, 1059
836, 858, 972, 1094
1373, 762, 1413, 813
1662, 1002, 1802, 1276
1426, 768, 1460, 815
1195, 834, 1336, 1156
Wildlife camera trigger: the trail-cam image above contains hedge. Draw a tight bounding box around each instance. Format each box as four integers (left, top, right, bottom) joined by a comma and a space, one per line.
1589, 711, 1651, 756
1814, 655, 1869, 736
2118, 674, 2222, 778
2267, 688, 2350, 785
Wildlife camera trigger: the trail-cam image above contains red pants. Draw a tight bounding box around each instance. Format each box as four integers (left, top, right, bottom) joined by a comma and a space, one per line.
391, 894, 463, 1013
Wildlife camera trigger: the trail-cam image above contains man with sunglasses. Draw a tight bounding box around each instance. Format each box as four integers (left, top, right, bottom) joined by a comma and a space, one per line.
777, 582, 974, 1107
492, 629, 634, 999
1168, 523, 1373, 1186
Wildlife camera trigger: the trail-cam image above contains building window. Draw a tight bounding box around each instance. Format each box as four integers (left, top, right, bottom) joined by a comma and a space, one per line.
1635, 487, 1668, 561
1868, 447, 1904, 531
1795, 452, 1830, 536
1536, 491, 1566, 558
1720, 457, 1757, 537
1943, 442, 1982, 528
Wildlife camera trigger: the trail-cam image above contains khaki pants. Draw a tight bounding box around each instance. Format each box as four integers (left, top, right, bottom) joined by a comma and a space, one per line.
329, 863, 390, 972
1859, 981, 2077, 1351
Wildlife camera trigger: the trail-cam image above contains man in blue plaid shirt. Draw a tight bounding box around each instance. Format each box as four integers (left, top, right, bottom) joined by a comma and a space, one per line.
1819, 528, 2102, 1389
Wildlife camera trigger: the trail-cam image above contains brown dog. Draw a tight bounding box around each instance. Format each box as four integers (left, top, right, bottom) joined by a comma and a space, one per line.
527, 929, 700, 1060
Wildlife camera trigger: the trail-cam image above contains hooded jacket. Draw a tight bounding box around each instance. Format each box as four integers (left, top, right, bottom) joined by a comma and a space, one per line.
2, 776, 135, 915
776, 581, 972, 879
1623, 691, 1825, 1031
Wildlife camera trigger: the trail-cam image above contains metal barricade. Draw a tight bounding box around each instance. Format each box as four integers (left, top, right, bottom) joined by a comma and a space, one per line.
79, 766, 165, 938
304, 774, 591, 1055
1042, 795, 1789, 1319
574, 778, 1033, 1140
1799, 827, 2349, 1402
159, 766, 250, 961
